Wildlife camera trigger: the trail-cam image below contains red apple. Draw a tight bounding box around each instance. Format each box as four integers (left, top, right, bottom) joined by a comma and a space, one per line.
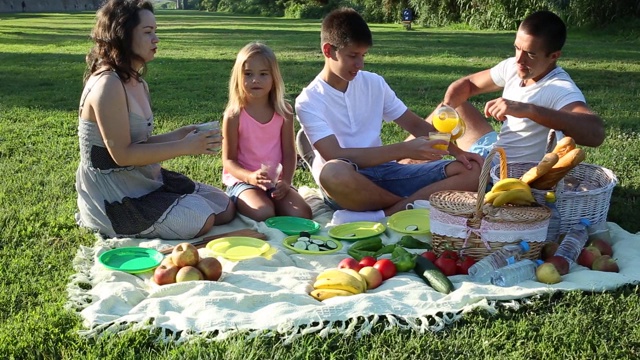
338, 258, 362, 272
591, 255, 619, 272
153, 263, 179, 285
540, 242, 559, 261
587, 238, 613, 257
358, 256, 377, 268
161, 254, 175, 267
172, 242, 199, 267
196, 257, 222, 281
546, 255, 570, 275
373, 259, 397, 280
576, 246, 601, 268
175, 266, 203, 282
358, 266, 383, 289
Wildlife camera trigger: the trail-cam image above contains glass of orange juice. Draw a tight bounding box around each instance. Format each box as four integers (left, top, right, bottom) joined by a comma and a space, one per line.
429, 132, 451, 151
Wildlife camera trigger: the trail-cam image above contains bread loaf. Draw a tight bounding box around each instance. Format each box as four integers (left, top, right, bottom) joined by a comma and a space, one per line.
520, 152, 560, 184
530, 148, 585, 190
552, 137, 576, 159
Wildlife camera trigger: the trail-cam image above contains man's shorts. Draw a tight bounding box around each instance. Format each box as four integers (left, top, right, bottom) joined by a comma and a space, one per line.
322, 159, 450, 210
468, 131, 498, 158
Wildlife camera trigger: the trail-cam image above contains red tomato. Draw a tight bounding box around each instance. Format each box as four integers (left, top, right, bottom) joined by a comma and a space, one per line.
434, 256, 457, 276
456, 256, 476, 275
358, 256, 377, 267
373, 259, 397, 280
420, 251, 438, 263
440, 250, 459, 261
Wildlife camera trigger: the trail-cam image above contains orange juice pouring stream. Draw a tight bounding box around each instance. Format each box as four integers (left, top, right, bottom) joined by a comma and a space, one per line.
433, 105, 466, 141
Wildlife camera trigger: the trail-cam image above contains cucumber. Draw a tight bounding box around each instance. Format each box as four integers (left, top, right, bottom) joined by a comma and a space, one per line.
414, 256, 454, 294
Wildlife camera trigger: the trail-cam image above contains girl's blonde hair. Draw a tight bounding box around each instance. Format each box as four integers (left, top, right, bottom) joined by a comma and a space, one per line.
224, 42, 291, 118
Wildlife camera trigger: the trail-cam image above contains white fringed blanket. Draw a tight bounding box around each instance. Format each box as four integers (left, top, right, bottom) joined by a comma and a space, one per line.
66, 187, 640, 343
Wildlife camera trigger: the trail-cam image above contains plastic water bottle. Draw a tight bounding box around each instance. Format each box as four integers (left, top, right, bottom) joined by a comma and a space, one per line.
553, 218, 591, 266
468, 241, 530, 283
490, 259, 544, 287
545, 192, 561, 243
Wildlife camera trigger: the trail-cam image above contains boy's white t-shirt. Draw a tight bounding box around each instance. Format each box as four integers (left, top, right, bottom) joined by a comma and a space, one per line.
490, 57, 586, 162
295, 70, 407, 183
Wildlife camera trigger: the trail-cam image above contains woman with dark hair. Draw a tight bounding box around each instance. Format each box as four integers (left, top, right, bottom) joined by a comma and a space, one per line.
75, 0, 235, 239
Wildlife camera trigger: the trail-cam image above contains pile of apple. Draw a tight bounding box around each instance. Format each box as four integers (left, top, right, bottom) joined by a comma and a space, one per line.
153, 242, 222, 285
337, 257, 397, 290
536, 237, 618, 284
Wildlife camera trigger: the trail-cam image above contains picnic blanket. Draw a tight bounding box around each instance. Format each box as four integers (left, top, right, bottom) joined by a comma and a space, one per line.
66, 186, 640, 343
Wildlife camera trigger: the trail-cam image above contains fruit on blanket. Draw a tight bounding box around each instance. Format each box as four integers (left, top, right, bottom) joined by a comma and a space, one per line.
420, 251, 438, 263
153, 263, 179, 285
536, 262, 562, 284
196, 257, 222, 281
546, 255, 570, 275
338, 257, 362, 272
540, 242, 559, 261
373, 259, 397, 280
339, 268, 368, 291
313, 268, 366, 294
172, 242, 199, 267
176, 266, 203, 282
309, 288, 355, 301
358, 256, 377, 268
161, 254, 175, 267
587, 238, 613, 257
591, 255, 619, 272
576, 246, 601, 268
456, 256, 476, 275
358, 266, 383, 290
434, 256, 457, 276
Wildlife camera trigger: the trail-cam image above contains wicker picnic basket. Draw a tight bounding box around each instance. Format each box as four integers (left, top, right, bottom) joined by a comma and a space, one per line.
490, 161, 617, 235
429, 147, 551, 260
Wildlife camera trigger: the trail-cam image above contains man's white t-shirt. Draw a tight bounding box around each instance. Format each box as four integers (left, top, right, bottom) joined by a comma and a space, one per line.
490, 57, 586, 162
295, 71, 407, 183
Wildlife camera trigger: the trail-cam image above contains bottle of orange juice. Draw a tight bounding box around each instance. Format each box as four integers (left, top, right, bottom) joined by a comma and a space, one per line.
433, 104, 466, 141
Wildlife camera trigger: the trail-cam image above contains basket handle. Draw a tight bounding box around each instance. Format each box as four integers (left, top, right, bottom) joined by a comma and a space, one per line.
474, 147, 507, 218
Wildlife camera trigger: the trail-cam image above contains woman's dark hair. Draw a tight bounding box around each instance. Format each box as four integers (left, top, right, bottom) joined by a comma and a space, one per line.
84, 0, 154, 83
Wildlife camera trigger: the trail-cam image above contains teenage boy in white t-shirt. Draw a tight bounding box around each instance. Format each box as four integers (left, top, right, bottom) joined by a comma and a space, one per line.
433, 10, 604, 162
295, 8, 483, 224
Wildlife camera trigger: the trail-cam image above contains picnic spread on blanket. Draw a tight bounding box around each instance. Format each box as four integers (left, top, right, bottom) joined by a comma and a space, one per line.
66, 142, 640, 342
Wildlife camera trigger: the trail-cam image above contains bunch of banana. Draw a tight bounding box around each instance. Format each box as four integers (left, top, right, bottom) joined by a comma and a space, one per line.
484, 178, 535, 207
309, 268, 368, 301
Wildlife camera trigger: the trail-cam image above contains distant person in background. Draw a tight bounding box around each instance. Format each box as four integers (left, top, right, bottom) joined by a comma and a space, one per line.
75, 0, 234, 239
295, 8, 482, 224
431, 10, 604, 162
22, 1, 26, 12
221, 42, 312, 221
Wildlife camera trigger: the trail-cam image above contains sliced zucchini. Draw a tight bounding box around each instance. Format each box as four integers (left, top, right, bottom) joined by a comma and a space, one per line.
293, 241, 307, 250
405, 225, 419, 231
325, 240, 338, 249
307, 244, 320, 252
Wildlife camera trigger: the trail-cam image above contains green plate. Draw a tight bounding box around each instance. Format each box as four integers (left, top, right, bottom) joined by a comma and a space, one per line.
386, 209, 431, 235
265, 216, 320, 235
283, 235, 343, 255
328, 221, 386, 241
98, 247, 164, 274
206, 236, 271, 260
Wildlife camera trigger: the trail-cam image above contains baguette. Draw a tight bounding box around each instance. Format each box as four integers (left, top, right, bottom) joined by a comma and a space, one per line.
552, 136, 576, 159
530, 148, 585, 190
520, 152, 560, 184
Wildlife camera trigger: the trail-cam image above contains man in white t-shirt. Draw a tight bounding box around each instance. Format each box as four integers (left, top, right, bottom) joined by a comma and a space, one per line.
434, 10, 604, 162
295, 8, 483, 224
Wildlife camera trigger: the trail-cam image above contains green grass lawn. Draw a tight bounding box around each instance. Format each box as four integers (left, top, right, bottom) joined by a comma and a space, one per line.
1, 10, 640, 359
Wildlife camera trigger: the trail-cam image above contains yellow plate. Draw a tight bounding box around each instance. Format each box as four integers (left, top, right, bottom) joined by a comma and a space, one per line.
386, 209, 430, 234
328, 221, 386, 241
206, 236, 271, 260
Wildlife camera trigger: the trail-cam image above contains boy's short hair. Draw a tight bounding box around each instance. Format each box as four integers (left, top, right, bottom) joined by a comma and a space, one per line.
321, 8, 372, 49
519, 10, 566, 55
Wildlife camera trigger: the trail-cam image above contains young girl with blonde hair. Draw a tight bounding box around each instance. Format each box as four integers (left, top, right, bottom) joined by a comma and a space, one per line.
222, 42, 312, 221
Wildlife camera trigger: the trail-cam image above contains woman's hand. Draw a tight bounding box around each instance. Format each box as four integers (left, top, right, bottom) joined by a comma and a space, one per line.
182, 129, 222, 155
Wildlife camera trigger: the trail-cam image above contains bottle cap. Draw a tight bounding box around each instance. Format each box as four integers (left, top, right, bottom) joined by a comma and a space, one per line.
579, 218, 591, 227
534, 259, 544, 266
519, 240, 530, 252
545, 191, 556, 203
